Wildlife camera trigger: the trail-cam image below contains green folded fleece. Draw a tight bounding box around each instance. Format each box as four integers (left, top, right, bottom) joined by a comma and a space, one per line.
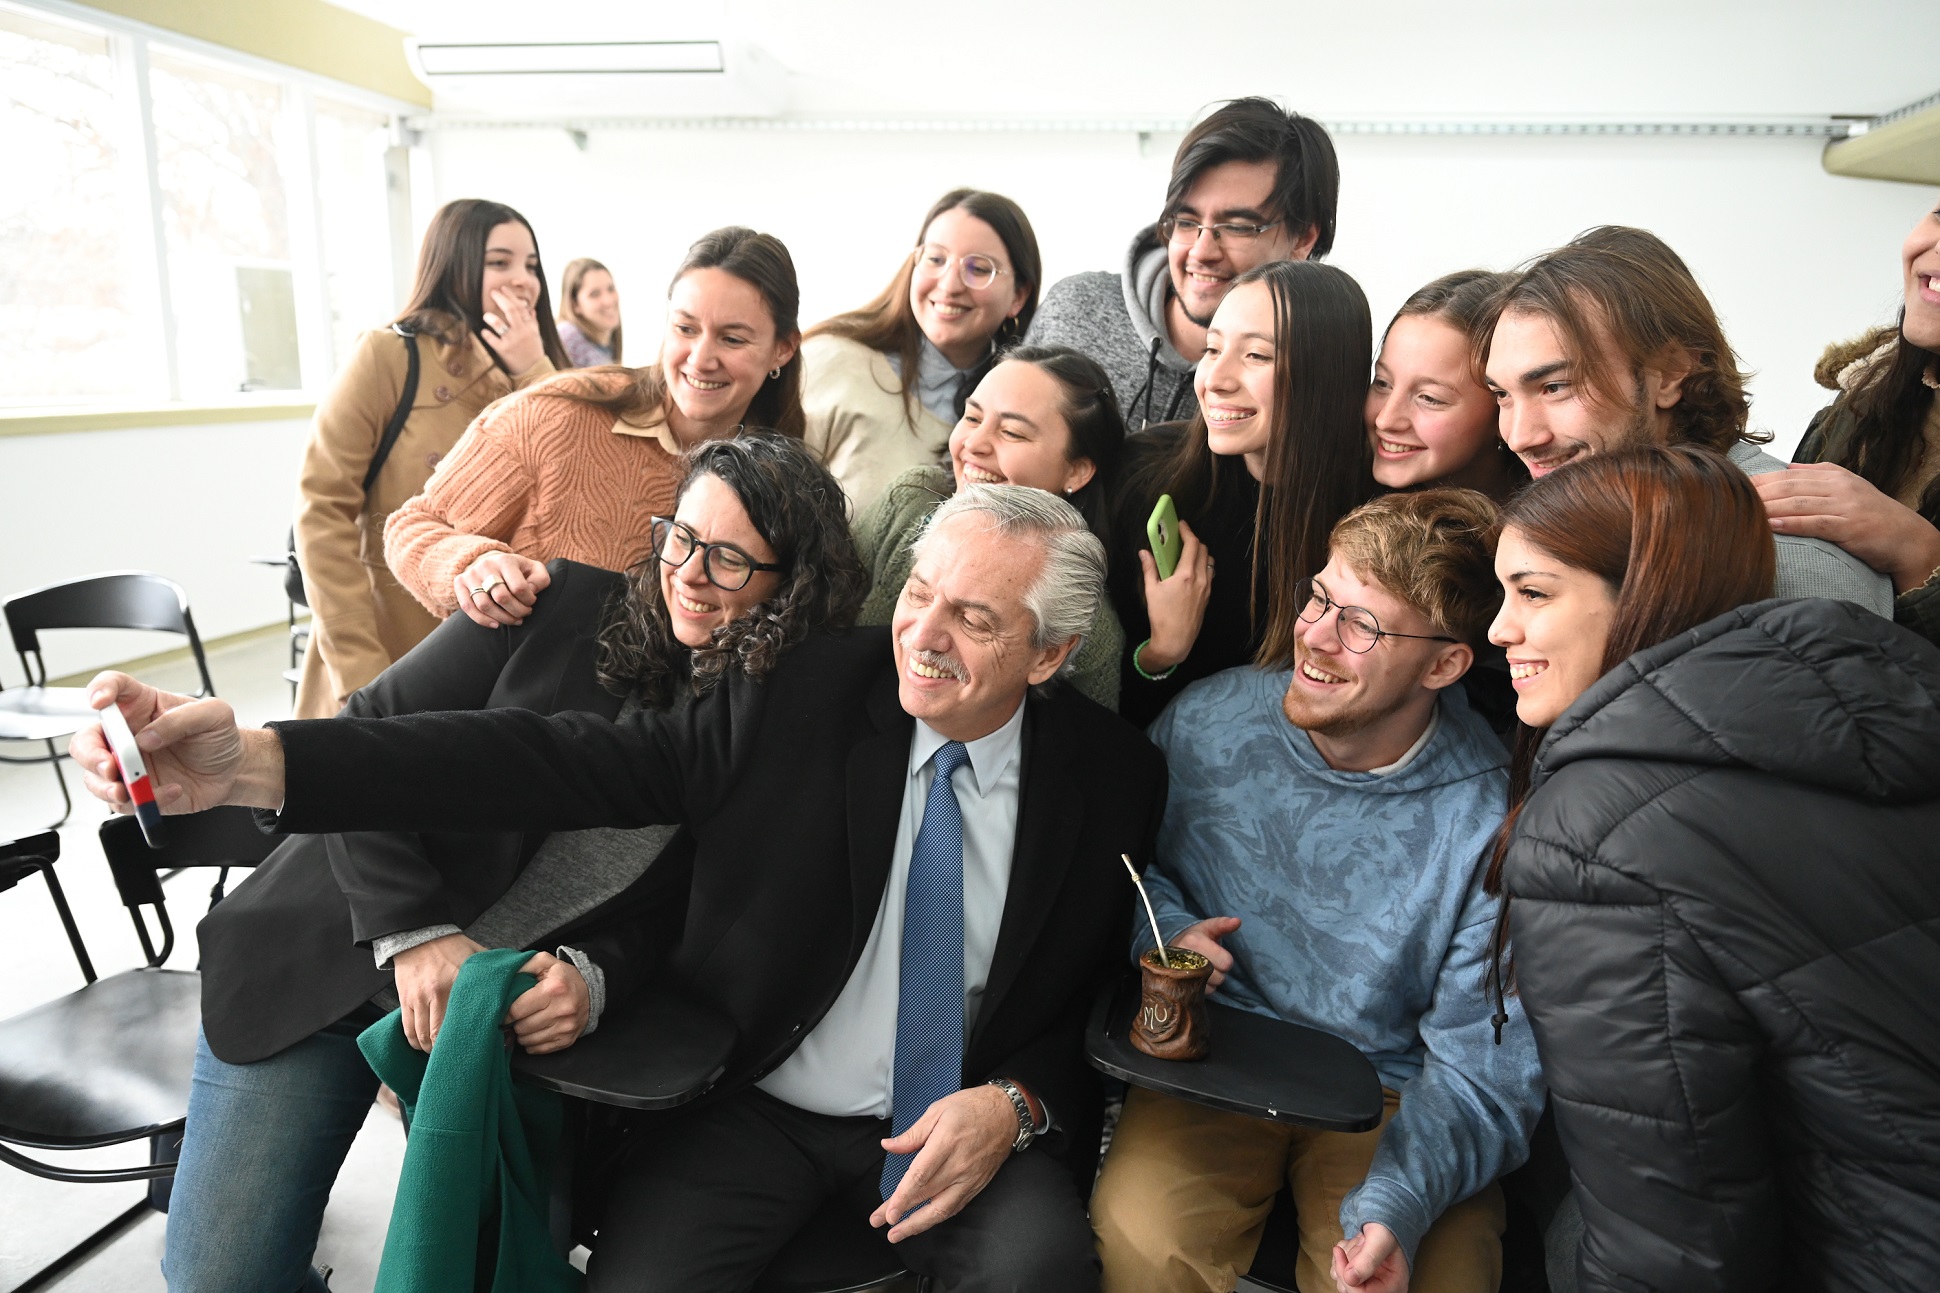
359, 946, 582, 1293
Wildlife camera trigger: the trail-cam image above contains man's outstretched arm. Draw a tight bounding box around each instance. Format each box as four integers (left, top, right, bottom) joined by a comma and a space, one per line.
73, 667, 736, 836
74, 673, 284, 812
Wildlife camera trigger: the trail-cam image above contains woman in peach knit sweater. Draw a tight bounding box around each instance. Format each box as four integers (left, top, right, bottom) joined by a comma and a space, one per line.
385, 226, 806, 629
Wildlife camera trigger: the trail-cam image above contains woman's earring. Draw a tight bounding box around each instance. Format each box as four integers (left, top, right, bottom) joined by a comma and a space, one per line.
769, 367, 781, 380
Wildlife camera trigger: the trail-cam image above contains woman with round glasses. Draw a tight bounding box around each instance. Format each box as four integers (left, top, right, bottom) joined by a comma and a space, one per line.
167, 433, 867, 1292
385, 226, 805, 632
800, 189, 1041, 511
852, 344, 1129, 708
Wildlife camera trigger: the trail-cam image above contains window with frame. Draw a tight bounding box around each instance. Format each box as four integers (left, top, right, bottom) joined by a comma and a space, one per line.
0, 6, 156, 403
0, 0, 406, 409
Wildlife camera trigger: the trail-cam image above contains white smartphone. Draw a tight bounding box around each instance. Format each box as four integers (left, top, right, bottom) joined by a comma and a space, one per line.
98, 702, 167, 848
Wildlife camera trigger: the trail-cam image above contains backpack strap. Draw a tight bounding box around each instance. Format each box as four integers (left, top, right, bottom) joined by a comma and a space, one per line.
360, 323, 423, 494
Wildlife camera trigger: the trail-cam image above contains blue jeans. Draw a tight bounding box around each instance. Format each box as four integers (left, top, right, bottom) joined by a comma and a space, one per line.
162, 1012, 383, 1293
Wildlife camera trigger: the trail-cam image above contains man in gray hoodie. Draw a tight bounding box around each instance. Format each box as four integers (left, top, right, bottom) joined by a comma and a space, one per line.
1026, 98, 1339, 429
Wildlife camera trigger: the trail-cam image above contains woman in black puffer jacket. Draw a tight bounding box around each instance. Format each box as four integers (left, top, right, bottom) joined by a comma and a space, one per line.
1484, 444, 1940, 1292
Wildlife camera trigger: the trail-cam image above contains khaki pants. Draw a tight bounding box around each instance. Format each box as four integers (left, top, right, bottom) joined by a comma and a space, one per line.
1093, 1086, 1504, 1293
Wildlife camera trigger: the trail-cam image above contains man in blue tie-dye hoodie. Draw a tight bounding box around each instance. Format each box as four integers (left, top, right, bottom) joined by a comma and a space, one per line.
1093, 489, 1545, 1293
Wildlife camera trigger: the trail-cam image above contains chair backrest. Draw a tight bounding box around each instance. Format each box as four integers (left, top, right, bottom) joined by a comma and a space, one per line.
3, 572, 213, 694
1, 830, 96, 983
98, 808, 278, 967
0, 831, 59, 894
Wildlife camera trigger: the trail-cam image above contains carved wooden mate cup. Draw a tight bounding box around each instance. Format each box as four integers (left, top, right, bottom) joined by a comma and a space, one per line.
1131, 947, 1213, 1061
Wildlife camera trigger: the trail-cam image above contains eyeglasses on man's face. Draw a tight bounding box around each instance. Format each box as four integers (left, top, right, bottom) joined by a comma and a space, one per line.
1294, 577, 1459, 654
651, 517, 784, 592
914, 244, 1010, 291
1158, 215, 1283, 247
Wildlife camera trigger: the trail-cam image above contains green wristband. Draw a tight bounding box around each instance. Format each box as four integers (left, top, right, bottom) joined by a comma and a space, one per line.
1132, 638, 1178, 682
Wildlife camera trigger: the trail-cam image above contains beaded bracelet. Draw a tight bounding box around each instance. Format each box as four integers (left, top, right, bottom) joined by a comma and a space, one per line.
1132, 638, 1178, 682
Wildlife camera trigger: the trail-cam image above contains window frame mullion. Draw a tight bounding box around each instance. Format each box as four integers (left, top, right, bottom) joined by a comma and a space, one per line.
114, 29, 179, 402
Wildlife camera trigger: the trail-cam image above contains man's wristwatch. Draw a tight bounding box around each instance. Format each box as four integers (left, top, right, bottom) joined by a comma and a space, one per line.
986, 1078, 1040, 1153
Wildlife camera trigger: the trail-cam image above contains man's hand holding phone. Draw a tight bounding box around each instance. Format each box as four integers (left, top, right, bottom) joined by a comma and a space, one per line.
72, 672, 283, 814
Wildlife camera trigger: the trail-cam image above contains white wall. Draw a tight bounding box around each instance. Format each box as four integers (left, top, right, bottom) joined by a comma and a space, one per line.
427, 122, 1929, 458
0, 419, 308, 684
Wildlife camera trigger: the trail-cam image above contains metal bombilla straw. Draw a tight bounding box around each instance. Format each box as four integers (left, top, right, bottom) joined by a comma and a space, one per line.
1122, 854, 1169, 967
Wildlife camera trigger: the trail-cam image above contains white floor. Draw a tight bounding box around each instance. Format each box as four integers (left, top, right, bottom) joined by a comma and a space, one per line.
1, 632, 404, 1293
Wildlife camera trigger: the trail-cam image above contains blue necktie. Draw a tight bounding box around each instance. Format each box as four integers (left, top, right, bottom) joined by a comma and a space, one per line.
881, 739, 971, 1204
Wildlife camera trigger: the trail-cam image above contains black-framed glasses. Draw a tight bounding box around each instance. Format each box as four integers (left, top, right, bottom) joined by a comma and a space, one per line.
1294, 578, 1458, 654
1158, 216, 1283, 247
651, 517, 784, 592
914, 244, 1010, 291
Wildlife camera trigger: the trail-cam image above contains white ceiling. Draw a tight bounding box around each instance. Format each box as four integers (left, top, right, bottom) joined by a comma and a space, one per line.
327, 0, 1938, 121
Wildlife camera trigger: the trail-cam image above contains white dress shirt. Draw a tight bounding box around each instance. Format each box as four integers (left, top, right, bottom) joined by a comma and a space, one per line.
758, 701, 1026, 1118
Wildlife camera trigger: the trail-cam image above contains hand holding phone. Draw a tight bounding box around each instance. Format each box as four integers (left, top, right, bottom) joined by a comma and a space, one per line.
98, 700, 168, 848
1146, 495, 1183, 581
1137, 514, 1214, 676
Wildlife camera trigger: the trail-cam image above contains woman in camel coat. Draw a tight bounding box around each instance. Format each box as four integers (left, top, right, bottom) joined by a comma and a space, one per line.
292, 198, 566, 718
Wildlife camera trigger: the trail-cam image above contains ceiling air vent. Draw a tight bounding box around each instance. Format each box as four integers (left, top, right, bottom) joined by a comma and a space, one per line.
406, 39, 785, 116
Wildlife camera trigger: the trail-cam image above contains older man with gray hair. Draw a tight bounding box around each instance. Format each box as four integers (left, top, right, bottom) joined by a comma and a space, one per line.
76, 484, 1166, 1292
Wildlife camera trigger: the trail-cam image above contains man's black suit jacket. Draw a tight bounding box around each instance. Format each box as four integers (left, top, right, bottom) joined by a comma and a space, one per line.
270, 626, 1168, 1161
201, 562, 691, 1064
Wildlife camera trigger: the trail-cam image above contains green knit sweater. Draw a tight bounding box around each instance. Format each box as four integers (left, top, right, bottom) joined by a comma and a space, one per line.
359, 947, 580, 1293
853, 465, 1126, 712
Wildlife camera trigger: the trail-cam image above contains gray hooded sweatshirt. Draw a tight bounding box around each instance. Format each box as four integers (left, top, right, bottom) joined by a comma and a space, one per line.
1025, 225, 1198, 429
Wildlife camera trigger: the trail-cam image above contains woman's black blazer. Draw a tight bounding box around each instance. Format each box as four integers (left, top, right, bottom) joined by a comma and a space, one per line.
198, 561, 691, 1064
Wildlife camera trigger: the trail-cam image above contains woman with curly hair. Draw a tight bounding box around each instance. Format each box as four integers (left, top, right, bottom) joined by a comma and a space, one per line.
163, 433, 866, 1293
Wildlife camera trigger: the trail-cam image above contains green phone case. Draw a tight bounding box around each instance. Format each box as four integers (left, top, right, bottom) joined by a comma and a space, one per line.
1146, 494, 1182, 581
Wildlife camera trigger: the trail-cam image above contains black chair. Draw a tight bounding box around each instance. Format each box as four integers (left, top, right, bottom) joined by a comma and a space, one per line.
0, 810, 275, 1287
1086, 971, 1386, 1293
0, 572, 215, 827
247, 552, 308, 703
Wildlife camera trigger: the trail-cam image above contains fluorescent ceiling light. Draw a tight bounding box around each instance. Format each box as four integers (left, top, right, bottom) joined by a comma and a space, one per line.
415, 41, 725, 76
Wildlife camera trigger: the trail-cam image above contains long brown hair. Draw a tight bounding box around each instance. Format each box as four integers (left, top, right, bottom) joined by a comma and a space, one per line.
393, 198, 568, 370
559, 256, 622, 363
1812, 316, 1940, 524
1131, 259, 1376, 669
1482, 444, 1776, 1032
1473, 225, 1755, 453
551, 227, 805, 439
808, 189, 1042, 423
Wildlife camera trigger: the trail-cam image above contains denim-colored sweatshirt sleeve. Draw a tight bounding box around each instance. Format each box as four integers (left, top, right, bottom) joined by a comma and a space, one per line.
1338, 880, 1546, 1267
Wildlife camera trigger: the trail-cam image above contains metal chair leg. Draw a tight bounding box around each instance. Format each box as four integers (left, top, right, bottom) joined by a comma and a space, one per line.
45, 737, 72, 830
